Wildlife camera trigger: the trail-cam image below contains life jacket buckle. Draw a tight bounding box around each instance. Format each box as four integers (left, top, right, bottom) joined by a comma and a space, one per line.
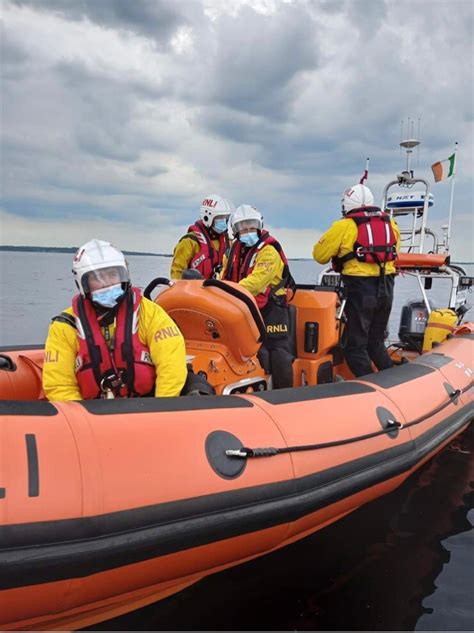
100, 371, 124, 399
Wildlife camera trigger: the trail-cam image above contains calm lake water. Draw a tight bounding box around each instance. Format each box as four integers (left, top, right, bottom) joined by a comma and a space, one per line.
0, 251, 471, 347
0, 252, 473, 631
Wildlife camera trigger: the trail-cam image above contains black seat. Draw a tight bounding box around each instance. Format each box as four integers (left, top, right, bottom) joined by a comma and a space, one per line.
182, 269, 204, 280
180, 369, 215, 396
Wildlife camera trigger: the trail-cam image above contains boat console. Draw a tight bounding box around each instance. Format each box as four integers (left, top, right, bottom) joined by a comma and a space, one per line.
147, 278, 341, 393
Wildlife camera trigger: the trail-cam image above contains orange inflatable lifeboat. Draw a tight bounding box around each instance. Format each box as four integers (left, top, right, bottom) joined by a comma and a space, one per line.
0, 280, 472, 631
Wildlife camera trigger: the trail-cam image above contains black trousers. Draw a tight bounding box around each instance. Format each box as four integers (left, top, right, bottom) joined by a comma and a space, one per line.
258, 337, 294, 389
258, 300, 294, 389
341, 274, 395, 377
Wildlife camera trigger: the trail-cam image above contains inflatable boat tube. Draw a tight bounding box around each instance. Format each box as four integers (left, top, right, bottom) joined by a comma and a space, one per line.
0, 333, 472, 630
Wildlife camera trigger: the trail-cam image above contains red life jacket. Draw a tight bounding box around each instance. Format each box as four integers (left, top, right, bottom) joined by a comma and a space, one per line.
182, 220, 229, 279
335, 207, 397, 271
223, 231, 294, 309
72, 287, 155, 399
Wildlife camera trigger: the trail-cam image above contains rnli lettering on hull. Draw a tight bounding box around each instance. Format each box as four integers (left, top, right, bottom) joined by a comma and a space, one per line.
0, 401, 471, 592
0, 434, 39, 501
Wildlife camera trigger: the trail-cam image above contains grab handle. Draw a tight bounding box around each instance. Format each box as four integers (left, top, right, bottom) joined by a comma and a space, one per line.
0, 355, 16, 371
143, 277, 172, 300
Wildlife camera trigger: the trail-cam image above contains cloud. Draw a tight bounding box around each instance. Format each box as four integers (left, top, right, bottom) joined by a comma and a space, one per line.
208, 4, 319, 118
1, 0, 473, 261
10, 0, 196, 45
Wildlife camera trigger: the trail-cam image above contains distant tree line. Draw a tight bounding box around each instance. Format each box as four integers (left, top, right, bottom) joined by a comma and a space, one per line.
0, 245, 172, 257
0, 245, 471, 264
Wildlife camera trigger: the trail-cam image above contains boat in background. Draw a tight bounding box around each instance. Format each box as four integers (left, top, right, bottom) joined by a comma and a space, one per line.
0, 138, 472, 631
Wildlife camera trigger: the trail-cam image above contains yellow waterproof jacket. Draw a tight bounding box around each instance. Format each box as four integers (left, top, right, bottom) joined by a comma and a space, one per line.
43, 297, 187, 401
170, 236, 221, 279
313, 216, 400, 276
221, 243, 286, 298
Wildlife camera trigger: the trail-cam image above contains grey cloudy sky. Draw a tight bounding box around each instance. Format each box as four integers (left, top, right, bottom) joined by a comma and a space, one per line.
1, 0, 473, 258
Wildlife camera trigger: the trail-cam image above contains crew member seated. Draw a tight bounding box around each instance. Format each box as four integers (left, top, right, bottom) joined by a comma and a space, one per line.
43, 239, 187, 401
171, 194, 234, 280
221, 205, 295, 389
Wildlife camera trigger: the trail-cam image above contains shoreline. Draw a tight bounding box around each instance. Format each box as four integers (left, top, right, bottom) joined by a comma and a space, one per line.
1, 246, 472, 265
0, 246, 317, 261
0, 245, 171, 257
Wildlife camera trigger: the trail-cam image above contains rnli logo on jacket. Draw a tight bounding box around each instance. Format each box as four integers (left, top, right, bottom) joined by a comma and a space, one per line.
266, 324, 288, 334
140, 351, 153, 364
192, 253, 206, 268
45, 350, 60, 363
154, 325, 181, 341
75, 355, 83, 371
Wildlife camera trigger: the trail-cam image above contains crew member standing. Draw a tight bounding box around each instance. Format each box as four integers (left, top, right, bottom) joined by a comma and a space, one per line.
313, 184, 400, 377
170, 194, 234, 279
43, 239, 187, 400
222, 205, 295, 389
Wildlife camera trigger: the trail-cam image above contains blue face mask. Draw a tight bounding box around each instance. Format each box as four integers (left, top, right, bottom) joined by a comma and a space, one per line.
213, 219, 228, 234
91, 284, 124, 308
239, 231, 259, 247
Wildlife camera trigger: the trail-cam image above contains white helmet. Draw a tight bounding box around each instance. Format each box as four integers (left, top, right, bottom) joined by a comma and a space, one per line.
72, 239, 130, 296
199, 194, 234, 229
341, 184, 374, 214
230, 204, 263, 235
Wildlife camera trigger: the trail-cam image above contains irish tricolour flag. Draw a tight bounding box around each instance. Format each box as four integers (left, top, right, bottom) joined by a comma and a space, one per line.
431, 153, 456, 182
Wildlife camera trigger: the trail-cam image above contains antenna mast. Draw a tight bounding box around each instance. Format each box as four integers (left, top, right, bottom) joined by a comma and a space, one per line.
399, 117, 421, 178
383, 118, 431, 252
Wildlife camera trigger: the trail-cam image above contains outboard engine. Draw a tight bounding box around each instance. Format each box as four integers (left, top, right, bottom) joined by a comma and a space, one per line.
398, 300, 429, 350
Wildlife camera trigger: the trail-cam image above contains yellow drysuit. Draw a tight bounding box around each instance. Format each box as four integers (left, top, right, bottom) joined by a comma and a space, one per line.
221, 244, 286, 301
43, 296, 187, 401
313, 217, 400, 276
170, 235, 224, 279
